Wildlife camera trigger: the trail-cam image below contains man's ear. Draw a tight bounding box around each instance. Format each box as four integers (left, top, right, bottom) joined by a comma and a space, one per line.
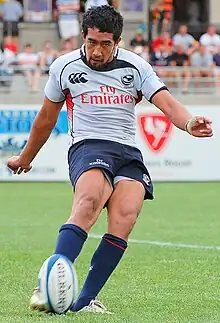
82, 31, 85, 39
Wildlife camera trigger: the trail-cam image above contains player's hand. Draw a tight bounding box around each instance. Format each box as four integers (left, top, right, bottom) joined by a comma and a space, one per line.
7, 156, 32, 175
185, 116, 213, 137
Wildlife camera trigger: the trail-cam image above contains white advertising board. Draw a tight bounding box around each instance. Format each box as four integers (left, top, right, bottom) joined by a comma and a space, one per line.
135, 105, 220, 181
0, 104, 219, 181
0, 105, 70, 181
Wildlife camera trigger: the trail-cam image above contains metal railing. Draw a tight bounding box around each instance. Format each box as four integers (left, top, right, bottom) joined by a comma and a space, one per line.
153, 66, 220, 95
0, 65, 220, 95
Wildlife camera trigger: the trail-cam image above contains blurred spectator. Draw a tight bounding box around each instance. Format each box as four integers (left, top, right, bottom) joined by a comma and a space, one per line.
0, 41, 15, 88
130, 29, 149, 59
57, 39, 73, 56
24, 0, 51, 22
4, 38, 17, 54
190, 44, 214, 78
0, 0, 23, 52
56, 0, 80, 50
169, 44, 189, 67
152, 31, 172, 53
151, 0, 173, 34
17, 43, 40, 92
169, 44, 192, 93
124, 0, 143, 11
85, 0, 108, 11
188, 0, 200, 25
200, 25, 220, 54
151, 44, 170, 67
213, 46, 220, 67
173, 25, 197, 54
84, 0, 118, 11
39, 41, 58, 74
151, 44, 170, 79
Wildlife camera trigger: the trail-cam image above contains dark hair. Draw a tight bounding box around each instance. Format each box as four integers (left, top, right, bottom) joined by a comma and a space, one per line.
82, 5, 123, 42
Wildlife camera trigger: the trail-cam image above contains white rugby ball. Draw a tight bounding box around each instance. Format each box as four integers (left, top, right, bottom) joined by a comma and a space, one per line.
38, 254, 78, 314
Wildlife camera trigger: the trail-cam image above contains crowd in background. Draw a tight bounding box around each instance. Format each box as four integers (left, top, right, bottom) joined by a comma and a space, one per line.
0, 0, 219, 93
130, 24, 220, 93
0, 0, 119, 91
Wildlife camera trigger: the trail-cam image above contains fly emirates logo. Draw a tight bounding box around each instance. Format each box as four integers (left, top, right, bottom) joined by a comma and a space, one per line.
80, 85, 134, 105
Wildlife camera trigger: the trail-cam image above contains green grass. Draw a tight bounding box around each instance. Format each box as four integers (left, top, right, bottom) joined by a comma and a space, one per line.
0, 182, 220, 323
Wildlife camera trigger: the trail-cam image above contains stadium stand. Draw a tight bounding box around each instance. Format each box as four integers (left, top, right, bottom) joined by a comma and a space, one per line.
0, 0, 219, 103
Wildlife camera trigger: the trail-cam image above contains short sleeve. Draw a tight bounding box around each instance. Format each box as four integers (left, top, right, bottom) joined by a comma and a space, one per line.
44, 63, 65, 103
189, 35, 195, 45
139, 61, 168, 102
172, 34, 179, 47
18, 3, 23, 16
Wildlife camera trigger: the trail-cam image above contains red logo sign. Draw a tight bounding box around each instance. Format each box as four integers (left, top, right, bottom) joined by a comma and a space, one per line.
138, 114, 173, 152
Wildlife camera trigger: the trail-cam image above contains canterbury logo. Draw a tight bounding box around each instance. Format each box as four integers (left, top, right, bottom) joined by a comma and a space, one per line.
68, 72, 88, 84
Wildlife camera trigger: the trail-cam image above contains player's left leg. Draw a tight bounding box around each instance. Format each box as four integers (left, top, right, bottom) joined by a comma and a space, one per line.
71, 179, 146, 313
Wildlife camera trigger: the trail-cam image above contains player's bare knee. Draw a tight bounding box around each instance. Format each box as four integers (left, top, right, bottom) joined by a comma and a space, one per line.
70, 193, 102, 223
81, 193, 101, 212
113, 204, 139, 229
109, 210, 137, 240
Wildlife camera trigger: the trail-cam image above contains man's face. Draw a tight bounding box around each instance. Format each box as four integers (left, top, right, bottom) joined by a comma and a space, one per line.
176, 44, 184, 54
25, 46, 32, 53
179, 25, 187, 35
83, 28, 119, 69
208, 25, 216, 35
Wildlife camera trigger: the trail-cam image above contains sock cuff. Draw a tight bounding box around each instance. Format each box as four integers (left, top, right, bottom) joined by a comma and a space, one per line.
103, 233, 127, 251
59, 224, 88, 241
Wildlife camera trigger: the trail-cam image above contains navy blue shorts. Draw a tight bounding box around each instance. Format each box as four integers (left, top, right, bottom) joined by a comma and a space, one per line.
68, 139, 153, 200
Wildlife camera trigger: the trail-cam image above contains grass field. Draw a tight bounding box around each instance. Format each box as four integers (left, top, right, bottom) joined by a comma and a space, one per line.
0, 182, 220, 323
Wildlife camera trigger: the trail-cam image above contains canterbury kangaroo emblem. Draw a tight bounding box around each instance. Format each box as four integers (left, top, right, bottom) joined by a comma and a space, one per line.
68, 72, 88, 84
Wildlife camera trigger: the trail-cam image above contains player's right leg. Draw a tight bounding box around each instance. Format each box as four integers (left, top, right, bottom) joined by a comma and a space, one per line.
30, 140, 113, 312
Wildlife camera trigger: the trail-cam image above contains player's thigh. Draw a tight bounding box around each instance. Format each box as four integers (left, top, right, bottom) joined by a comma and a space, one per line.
67, 139, 116, 229
68, 168, 113, 231
73, 168, 112, 212
107, 179, 145, 240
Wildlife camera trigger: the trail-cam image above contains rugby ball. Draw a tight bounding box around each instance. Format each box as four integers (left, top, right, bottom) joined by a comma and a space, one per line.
38, 254, 78, 314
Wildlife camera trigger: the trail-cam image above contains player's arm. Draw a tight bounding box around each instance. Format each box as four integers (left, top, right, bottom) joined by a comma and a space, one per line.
151, 88, 212, 137
151, 90, 191, 131
19, 98, 64, 164
7, 59, 66, 174
139, 62, 213, 137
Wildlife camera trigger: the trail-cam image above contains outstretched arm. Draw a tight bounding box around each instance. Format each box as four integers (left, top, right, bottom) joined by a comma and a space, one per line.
151, 90, 213, 137
138, 59, 213, 138
7, 97, 64, 174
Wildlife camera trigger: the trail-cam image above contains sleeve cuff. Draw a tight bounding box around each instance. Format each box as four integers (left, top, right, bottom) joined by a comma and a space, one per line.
149, 86, 169, 103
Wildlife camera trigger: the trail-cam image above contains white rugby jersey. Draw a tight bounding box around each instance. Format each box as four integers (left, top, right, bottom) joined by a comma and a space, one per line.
44, 46, 167, 147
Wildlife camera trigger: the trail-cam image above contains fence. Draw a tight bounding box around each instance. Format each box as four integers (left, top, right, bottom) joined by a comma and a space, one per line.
0, 66, 220, 95
153, 66, 220, 95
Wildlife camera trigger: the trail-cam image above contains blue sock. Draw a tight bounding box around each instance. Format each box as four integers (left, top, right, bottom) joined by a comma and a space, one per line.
71, 233, 127, 311
54, 224, 87, 263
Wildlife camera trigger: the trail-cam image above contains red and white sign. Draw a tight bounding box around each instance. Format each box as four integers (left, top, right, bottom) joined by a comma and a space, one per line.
136, 104, 220, 181
138, 114, 173, 152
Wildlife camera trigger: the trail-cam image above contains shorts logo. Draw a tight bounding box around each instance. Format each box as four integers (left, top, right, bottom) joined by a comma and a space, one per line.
143, 174, 151, 186
68, 72, 88, 84
121, 74, 134, 87
138, 114, 173, 152
89, 159, 109, 167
